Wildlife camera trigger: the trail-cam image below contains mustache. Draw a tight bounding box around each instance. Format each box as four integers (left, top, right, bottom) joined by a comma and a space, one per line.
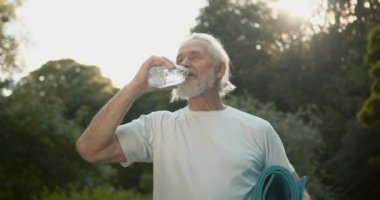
187, 69, 196, 76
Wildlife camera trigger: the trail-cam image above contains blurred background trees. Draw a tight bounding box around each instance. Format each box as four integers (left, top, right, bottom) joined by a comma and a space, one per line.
0, 0, 21, 77
0, 59, 119, 199
1, 0, 379, 199
357, 24, 380, 129
0, 0, 22, 95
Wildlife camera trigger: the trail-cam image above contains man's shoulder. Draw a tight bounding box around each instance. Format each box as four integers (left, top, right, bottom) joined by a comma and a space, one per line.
227, 106, 270, 125
146, 107, 185, 119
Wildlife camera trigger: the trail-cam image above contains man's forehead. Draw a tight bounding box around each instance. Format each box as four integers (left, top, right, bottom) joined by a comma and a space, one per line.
177, 39, 209, 55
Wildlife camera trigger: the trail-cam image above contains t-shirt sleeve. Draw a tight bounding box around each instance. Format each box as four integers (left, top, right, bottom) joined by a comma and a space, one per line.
263, 122, 295, 173
115, 114, 154, 167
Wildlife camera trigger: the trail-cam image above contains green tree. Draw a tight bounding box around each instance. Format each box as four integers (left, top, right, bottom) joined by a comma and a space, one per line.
357, 25, 380, 129
0, 0, 22, 75
0, 0, 23, 96
325, 0, 380, 29
38, 185, 152, 200
324, 119, 380, 200
0, 59, 119, 199
24, 59, 118, 126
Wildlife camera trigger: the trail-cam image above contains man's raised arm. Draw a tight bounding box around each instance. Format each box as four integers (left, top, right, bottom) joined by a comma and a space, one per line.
75, 56, 174, 163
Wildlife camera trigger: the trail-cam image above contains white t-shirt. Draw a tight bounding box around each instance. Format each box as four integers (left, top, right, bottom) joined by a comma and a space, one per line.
116, 106, 294, 200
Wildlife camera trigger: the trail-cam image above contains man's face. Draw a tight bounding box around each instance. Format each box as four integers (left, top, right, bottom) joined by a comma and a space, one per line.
173, 39, 217, 99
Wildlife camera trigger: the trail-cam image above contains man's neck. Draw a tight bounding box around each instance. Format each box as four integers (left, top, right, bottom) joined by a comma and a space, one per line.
187, 88, 225, 111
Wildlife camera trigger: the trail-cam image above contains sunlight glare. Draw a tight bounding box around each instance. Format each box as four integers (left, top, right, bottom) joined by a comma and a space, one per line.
11, 0, 206, 88
272, 0, 317, 19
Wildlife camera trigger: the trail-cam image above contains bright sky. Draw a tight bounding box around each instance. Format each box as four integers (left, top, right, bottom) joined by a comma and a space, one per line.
10, 0, 322, 89
12, 0, 207, 88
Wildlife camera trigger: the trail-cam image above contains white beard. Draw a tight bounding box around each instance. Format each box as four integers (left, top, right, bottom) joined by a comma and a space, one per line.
171, 68, 216, 101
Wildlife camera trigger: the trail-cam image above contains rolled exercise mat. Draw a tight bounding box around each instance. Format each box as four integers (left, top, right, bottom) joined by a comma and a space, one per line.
253, 165, 308, 200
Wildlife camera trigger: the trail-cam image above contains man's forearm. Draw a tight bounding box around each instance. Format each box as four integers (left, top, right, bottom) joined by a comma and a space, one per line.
76, 83, 142, 162
76, 55, 174, 162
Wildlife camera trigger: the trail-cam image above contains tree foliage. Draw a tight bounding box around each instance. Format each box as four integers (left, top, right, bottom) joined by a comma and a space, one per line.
326, 0, 380, 28
324, 119, 380, 199
0, 59, 118, 199
38, 185, 152, 200
0, 0, 22, 76
0, 0, 24, 99
357, 25, 380, 129
22, 59, 118, 126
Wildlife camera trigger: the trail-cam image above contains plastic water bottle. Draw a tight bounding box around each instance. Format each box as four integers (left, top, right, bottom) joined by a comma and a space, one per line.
148, 65, 189, 88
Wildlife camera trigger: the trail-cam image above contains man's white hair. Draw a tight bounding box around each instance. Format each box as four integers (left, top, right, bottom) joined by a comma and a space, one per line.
172, 33, 236, 101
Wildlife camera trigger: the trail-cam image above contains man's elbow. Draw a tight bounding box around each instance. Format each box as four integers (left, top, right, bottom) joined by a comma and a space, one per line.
75, 139, 99, 163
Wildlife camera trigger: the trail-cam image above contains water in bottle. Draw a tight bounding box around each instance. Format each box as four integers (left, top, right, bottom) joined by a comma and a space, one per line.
148, 65, 189, 88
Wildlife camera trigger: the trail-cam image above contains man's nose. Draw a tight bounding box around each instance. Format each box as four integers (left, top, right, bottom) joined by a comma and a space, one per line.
178, 58, 191, 68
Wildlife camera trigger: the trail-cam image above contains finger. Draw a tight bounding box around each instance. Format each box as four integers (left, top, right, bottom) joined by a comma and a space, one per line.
144, 55, 162, 69
161, 56, 176, 69
151, 57, 166, 67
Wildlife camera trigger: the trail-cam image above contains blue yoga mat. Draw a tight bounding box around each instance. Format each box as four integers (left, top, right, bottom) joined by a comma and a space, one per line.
253, 165, 308, 200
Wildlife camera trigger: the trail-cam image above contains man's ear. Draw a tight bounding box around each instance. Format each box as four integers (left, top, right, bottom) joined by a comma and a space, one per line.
216, 62, 226, 79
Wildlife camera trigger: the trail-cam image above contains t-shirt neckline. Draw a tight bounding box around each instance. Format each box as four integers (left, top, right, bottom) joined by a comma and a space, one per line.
184, 105, 231, 116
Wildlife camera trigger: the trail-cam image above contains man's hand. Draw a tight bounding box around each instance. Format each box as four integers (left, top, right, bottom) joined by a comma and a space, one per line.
303, 190, 311, 200
292, 172, 311, 200
129, 55, 176, 95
